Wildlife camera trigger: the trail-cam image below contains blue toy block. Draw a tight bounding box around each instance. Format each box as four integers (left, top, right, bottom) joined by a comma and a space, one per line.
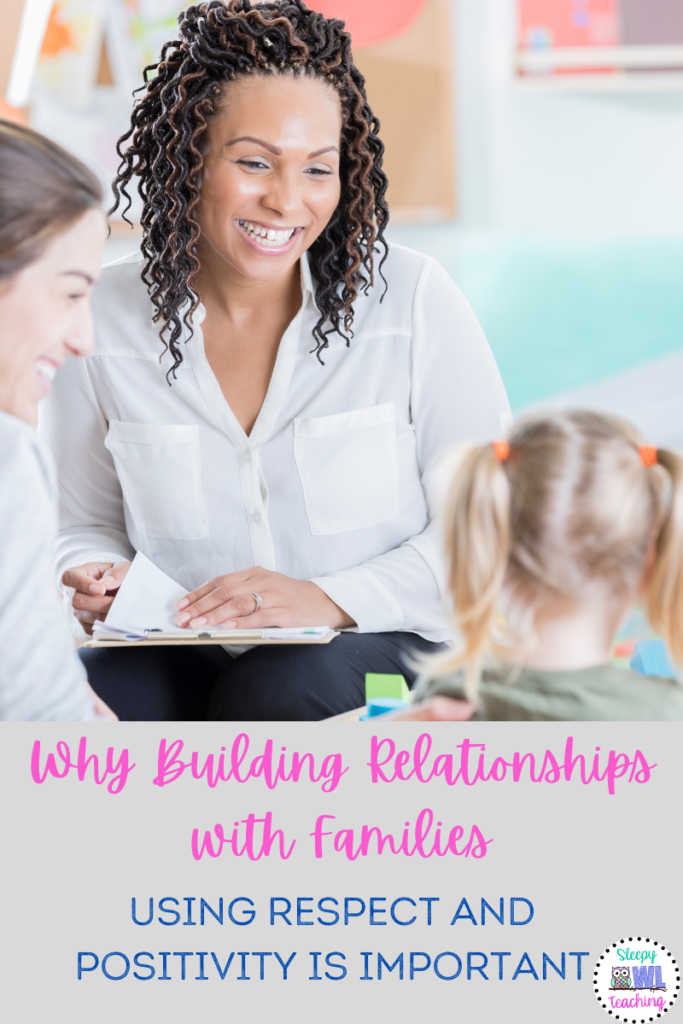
630, 639, 677, 680
359, 697, 408, 721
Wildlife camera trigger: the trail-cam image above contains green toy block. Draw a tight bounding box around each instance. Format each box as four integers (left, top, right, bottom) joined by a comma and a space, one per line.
365, 673, 410, 703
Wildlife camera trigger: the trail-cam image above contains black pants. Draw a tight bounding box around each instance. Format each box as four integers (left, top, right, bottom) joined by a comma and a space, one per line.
79, 631, 443, 722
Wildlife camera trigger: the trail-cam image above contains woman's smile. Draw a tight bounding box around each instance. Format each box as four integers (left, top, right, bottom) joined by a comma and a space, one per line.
34, 356, 60, 395
236, 218, 303, 255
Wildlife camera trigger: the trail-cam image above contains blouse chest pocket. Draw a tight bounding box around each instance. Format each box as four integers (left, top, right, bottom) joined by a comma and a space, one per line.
105, 422, 209, 540
293, 404, 400, 536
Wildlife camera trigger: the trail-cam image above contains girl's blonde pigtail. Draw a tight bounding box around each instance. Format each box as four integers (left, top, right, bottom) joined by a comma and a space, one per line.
647, 448, 683, 669
436, 443, 511, 703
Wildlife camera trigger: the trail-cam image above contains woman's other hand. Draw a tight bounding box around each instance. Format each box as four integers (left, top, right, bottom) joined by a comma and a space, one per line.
61, 560, 131, 635
176, 567, 355, 630
387, 696, 475, 722
86, 683, 119, 721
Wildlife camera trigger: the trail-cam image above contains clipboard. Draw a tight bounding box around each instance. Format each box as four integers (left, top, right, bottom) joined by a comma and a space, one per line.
86, 554, 343, 648
83, 629, 341, 648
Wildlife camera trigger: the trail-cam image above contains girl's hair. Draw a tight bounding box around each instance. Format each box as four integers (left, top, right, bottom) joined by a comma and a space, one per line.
0, 120, 102, 281
110, 0, 389, 379
433, 409, 683, 701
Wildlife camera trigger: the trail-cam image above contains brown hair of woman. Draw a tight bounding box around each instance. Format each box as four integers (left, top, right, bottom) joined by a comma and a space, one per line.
0, 120, 102, 280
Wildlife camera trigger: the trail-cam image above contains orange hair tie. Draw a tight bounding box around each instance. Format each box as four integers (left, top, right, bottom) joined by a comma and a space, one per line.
491, 440, 510, 462
638, 445, 658, 468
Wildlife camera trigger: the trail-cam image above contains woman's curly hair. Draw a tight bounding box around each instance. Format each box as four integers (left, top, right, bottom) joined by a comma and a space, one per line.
110, 0, 389, 379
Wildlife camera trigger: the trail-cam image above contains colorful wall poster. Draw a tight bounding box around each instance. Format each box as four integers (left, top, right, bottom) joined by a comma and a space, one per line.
518, 0, 621, 50
518, 0, 683, 51
34, 0, 107, 109
105, 0, 186, 96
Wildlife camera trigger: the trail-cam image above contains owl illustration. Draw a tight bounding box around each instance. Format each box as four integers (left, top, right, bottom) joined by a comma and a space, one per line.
611, 967, 632, 989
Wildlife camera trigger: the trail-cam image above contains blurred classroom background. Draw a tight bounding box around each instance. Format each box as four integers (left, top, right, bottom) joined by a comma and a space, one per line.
2, 0, 683, 440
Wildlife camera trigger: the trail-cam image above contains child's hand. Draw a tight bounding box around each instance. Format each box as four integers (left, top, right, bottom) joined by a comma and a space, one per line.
387, 696, 474, 722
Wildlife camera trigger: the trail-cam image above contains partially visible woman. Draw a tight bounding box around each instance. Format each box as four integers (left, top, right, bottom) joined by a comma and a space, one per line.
0, 120, 112, 720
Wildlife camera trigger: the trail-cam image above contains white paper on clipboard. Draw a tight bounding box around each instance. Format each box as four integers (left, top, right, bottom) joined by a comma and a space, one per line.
97, 552, 187, 636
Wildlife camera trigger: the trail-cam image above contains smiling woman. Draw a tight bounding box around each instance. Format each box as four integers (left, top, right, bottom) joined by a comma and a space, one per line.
190, 72, 344, 436
39, 0, 510, 722
0, 120, 113, 720
110, 4, 386, 379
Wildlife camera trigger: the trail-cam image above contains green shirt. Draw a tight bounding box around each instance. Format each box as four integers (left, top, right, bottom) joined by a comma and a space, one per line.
413, 662, 683, 721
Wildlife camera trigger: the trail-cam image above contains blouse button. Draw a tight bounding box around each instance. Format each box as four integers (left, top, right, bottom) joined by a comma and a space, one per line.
251, 511, 261, 524
242, 450, 252, 463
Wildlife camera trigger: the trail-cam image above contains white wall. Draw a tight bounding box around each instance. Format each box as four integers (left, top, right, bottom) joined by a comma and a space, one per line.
454, 0, 683, 236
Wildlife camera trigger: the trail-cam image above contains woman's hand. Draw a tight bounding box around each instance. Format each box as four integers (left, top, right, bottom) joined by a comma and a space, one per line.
61, 560, 131, 635
176, 567, 355, 630
86, 683, 119, 722
387, 696, 475, 722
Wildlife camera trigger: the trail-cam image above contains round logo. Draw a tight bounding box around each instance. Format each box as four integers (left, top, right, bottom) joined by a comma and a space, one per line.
594, 939, 679, 1022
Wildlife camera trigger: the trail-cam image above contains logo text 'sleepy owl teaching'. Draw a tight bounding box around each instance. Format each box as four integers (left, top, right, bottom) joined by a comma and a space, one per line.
29, 734, 655, 862
604, 948, 669, 1015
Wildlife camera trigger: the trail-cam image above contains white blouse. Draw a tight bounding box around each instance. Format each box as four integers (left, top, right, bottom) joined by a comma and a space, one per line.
39, 243, 510, 642
0, 412, 96, 720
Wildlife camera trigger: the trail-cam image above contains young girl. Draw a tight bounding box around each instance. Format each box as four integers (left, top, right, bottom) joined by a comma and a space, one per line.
412, 409, 683, 721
